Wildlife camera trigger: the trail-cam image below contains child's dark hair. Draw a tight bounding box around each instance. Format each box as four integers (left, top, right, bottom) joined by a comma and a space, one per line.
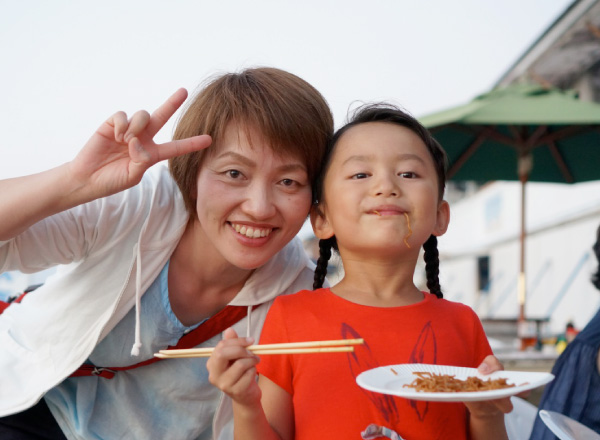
312, 103, 448, 298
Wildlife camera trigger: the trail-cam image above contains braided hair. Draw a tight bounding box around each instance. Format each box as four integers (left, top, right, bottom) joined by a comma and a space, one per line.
423, 235, 443, 298
313, 237, 336, 290
311, 103, 448, 296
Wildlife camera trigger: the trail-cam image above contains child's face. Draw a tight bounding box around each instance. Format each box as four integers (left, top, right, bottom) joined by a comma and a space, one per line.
312, 121, 449, 258
193, 122, 312, 270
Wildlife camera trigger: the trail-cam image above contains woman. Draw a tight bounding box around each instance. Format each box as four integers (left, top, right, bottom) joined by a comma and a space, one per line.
0, 67, 333, 439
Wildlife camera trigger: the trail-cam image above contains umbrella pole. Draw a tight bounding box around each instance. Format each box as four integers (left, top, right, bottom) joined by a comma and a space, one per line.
518, 154, 532, 350
518, 177, 526, 322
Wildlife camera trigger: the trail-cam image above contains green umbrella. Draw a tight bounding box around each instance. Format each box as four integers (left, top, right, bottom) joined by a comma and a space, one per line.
420, 83, 600, 322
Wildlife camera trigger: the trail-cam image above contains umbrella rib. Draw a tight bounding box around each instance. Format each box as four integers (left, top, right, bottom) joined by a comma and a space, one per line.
547, 141, 574, 183
446, 124, 516, 145
447, 133, 486, 179
524, 125, 549, 148
535, 125, 596, 146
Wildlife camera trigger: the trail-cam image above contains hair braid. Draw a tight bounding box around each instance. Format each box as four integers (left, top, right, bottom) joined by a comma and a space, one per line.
313, 238, 334, 290
423, 235, 443, 298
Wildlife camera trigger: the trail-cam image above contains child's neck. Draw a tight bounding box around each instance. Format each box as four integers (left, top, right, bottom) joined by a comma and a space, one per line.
330, 259, 423, 307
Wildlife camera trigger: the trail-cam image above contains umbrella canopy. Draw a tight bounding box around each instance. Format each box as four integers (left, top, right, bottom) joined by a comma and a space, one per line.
420, 83, 600, 322
420, 83, 600, 184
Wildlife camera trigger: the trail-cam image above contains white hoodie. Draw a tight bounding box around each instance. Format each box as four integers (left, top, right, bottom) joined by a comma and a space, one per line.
0, 164, 316, 439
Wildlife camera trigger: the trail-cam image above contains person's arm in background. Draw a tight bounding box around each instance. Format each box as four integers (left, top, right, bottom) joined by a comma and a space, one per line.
0, 89, 210, 241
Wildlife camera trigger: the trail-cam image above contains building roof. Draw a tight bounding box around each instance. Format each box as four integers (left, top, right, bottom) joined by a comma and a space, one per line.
496, 0, 600, 91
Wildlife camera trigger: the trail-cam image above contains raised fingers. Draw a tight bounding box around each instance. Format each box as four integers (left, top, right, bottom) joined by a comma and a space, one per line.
153, 134, 212, 162
111, 111, 129, 142
146, 88, 189, 137
124, 110, 151, 143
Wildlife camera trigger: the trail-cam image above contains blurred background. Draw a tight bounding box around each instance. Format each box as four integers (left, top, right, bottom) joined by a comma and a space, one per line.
2, 0, 600, 371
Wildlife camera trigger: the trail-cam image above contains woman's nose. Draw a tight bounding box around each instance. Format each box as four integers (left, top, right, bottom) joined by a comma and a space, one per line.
242, 183, 277, 219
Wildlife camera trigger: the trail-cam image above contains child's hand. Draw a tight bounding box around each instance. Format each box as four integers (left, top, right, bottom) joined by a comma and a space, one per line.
465, 355, 514, 416
464, 355, 511, 440
207, 327, 262, 406
68, 88, 212, 201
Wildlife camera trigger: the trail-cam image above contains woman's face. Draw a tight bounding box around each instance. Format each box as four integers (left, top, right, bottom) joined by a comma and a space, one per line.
193, 123, 312, 269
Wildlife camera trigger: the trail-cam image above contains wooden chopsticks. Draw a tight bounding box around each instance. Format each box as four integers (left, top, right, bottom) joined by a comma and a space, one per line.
154, 338, 364, 359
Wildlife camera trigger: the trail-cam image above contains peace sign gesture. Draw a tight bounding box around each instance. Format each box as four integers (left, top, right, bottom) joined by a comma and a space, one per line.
69, 88, 212, 200
0, 89, 211, 241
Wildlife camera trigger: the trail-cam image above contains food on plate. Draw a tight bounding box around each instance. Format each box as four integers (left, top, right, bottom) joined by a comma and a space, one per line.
403, 371, 517, 393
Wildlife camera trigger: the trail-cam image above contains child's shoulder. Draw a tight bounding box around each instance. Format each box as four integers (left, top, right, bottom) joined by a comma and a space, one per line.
424, 293, 477, 315
273, 287, 329, 307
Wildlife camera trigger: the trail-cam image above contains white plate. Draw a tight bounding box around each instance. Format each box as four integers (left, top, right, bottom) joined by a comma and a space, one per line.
356, 363, 554, 402
539, 410, 600, 440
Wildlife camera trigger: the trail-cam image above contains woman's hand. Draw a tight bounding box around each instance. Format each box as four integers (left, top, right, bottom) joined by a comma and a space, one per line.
465, 355, 511, 440
207, 328, 262, 407
68, 88, 212, 201
0, 89, 212, 240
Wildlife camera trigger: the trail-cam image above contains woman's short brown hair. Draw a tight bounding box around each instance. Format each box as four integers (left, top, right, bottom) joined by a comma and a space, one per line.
169, 67, 333, 217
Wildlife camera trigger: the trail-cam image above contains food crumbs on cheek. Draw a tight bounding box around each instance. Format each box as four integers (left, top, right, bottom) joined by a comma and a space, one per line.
403, 212, 412, 249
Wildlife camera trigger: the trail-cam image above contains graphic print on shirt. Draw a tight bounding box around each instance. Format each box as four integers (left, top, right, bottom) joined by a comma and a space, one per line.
342, 323, 400, 423
407, 321, 437, 421
343, 321, 438, 424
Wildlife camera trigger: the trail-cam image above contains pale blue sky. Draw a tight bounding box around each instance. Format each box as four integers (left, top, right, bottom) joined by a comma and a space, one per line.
0, 0, 572, 178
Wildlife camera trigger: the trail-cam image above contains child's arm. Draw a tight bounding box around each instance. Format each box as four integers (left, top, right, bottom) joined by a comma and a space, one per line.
207, 328, 294, 440
465, 355, 510, 440
233, 375, 294, 440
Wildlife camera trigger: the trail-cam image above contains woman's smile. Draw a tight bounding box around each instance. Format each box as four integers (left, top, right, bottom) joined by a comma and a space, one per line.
193, 123, 311, 269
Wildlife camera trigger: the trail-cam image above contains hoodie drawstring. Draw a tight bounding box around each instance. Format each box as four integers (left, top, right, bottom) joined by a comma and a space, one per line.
246, 305, 252, 338
130, 243, 143, 356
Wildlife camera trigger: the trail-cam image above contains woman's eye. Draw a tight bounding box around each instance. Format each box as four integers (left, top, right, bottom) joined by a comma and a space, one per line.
227, 170, 242, 179
281, 178, 296, 187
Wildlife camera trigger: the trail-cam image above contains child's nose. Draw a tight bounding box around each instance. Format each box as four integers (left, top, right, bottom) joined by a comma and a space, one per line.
374, 176, 399, 197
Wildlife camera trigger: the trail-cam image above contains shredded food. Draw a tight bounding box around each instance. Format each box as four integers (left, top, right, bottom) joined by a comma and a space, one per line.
372, 210, 411, 248
402, 371, 516, 393
403, 212, 412, 248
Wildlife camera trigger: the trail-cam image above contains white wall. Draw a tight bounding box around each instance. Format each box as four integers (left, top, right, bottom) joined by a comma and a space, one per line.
438, 180, 600, 334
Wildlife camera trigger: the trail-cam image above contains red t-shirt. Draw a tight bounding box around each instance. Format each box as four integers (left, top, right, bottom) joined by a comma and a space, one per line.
256, 289, 492, 440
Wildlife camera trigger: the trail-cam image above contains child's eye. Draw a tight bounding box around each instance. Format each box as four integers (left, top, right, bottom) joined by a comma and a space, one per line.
351, 173, 369, 180
399, 171, 417, 179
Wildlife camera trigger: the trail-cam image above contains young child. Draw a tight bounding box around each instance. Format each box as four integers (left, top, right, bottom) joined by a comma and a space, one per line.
207, 104, 510, 439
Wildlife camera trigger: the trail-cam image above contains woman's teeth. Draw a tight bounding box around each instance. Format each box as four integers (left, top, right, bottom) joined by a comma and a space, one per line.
232, 224, 272, 238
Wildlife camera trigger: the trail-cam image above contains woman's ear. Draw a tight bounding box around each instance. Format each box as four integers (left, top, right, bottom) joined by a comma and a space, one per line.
310, 205, 335, 240
432, 200, 450, 237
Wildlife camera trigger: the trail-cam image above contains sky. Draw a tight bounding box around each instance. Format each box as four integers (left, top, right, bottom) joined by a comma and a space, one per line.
0, 0, 573, 180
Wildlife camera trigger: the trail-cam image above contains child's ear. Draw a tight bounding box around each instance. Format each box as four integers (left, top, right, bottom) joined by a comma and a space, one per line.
310, 205, 335, 240
432, 200, 450, 237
